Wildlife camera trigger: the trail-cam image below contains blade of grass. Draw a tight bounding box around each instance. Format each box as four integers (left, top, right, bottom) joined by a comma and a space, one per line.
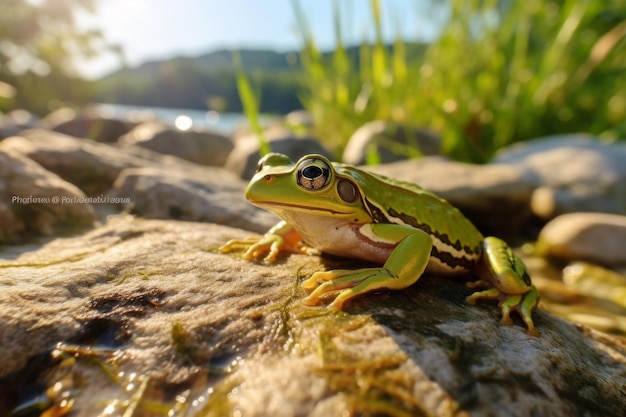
232, 50, 270, 155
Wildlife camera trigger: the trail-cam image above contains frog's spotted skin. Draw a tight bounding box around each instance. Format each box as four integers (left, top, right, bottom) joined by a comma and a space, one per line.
220, 153, 540, 335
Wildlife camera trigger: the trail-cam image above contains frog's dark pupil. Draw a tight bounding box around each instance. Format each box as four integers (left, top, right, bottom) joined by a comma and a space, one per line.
303, 166, 322, 179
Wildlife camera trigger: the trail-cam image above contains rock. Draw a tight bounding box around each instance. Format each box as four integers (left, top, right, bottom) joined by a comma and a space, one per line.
42, 107, 137, 143
285, 110, 314, 128
225, 128, 332, 178
111, 166, 277, 233
367, 157, 536, 237
342, 120, 441, 165
492, 135, 626, 218
0, 148, 96, 243
118, 121, 233, 166
0, 109, 38, 139
0, 217, 624, 416
0, 129, 208, 195
537, 213, 626, 266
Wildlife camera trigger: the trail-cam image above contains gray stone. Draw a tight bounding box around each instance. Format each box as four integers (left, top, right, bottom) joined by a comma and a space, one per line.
0, 129, 207, 195
0, 148, 96, 243
285, 110, 314, 128
367, 157, 536, 237
42, 107, 137, 143
111, 166, 277, 233
492, 135, 626, 218
0, 109, 38, 139
0, 217, 623, 416
118, 121, 233, 166
342, 120, 441, 165
225, 128, 332, 179
538, 212, 626, 266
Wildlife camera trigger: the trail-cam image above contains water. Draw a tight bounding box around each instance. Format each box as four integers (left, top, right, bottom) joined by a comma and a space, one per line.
92, 103, 249, 134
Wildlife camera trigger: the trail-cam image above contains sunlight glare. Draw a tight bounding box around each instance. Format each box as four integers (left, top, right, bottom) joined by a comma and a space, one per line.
175, 115, 193, 131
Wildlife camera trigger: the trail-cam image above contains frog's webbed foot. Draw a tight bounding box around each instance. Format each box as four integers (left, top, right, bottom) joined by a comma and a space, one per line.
302, 228, 432, 310
302, 267, 398, 310
220, 221, 315, 263
466, 282, 540, 336
219, 236, 313, 263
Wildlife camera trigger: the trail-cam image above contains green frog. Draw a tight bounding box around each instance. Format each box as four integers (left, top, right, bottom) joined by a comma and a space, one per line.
220, 153, 539, 335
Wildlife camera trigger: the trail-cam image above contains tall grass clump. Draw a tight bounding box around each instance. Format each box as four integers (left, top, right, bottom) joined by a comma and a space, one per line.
294, 0, 626, 162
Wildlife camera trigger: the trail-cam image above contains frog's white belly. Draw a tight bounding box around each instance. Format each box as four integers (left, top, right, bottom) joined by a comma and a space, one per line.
275, 211, 472, 276
271, 211, 387, 262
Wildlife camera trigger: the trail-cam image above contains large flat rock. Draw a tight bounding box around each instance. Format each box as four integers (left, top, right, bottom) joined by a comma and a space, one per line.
0, 217, 624, 416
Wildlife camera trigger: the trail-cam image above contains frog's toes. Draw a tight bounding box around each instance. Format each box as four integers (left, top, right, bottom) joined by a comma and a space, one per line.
465, 287, 500, 305
467, 286, 540, 336
301, 275, 320, 290
327, 297, 346, 310
465, 279, 491, 290
301, 294, 320, 306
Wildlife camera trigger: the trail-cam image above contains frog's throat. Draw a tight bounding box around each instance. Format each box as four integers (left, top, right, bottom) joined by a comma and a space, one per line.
251, 200, 354, 216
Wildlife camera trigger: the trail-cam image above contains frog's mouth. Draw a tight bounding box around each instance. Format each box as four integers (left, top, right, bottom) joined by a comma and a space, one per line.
251, 200, 354, 216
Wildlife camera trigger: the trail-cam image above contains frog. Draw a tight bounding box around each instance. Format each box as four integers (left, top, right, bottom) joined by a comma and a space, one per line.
220, 153, 540, 335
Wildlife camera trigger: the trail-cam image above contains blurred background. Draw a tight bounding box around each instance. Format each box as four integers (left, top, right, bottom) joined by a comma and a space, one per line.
1, 0, 625, 160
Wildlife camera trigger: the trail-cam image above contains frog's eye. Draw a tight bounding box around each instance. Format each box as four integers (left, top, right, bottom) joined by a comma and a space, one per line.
297, 158, 330, 191
337, 179, 359, 203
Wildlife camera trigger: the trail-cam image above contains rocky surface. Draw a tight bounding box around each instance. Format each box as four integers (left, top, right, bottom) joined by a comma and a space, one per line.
0, 148, 96, 243
0, 109, 38, 139
0, 129, 210, 195
0, 217, 624, 417
49, 110, 137, 143
537, 213, 626, 266
226, 128, 332, 179
492, 135, 626, 219
111, 166, 276, 233
118, 121, 234, 166
342, 120, 441, 165
1, 110, 626, 416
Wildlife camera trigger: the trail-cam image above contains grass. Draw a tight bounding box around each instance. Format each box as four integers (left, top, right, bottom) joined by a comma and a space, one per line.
232, 50, 271, 155
292, 0, 626, 163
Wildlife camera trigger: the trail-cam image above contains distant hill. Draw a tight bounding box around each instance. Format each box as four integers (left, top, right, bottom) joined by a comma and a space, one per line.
94, 44, 427, 113
94, 48, 304, 113
105, 48, 301, 79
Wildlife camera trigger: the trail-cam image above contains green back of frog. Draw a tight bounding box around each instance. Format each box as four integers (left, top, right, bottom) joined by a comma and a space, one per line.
335, 163, 483, 257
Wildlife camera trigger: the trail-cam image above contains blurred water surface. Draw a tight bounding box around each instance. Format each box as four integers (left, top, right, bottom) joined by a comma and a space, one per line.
92, 103, 249, 134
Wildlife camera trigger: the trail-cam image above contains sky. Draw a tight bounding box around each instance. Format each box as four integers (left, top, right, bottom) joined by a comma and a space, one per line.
77, 0, 444, 78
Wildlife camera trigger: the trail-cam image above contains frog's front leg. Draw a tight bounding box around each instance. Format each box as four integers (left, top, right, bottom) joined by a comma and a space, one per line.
219, 221, 313, 262
466, 236, 540, 336
302, 224, 433, 309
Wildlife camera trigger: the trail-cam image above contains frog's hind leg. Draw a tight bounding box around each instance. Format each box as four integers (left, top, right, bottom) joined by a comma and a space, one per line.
467, 236, 540, 336
302, 225, 433, 310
